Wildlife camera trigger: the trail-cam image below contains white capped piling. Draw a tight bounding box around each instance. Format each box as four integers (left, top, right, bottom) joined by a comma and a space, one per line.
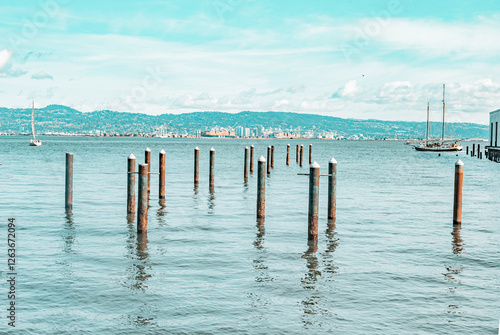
145, 148, 151, 194
308, 161, 320, 241
328, 158, 337, 221
250, 145, 254, 173
286, 144, 290, 165
244, 146, 249, 180
159, 149, 166, 199
271, 145, 275, 168
194, 147, 199, 186
65, 153, 73, 211
309, 144, 312, 164
453, 160, 463, 225
137, 163, 148, 233
267, 146, 271, 174
127, 154, 136, 214
257, 156, 266, 218
296, 144, 299, 163
300, 145, 304, 167
209, 148, 215, 190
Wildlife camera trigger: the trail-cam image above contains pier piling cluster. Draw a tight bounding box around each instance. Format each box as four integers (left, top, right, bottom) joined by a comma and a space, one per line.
64, 143, 464, 246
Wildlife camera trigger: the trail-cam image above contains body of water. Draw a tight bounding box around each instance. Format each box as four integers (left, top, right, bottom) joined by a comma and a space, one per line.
0, 137, 498, 334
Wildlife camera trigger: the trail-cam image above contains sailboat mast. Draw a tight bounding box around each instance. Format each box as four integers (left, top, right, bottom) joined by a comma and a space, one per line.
426, 102, 429, 146
31, 100, 37, 140
442, 84, 445, 143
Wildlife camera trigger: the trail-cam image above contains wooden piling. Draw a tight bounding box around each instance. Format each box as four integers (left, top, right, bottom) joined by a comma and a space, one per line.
244, 146, 249, 180
472, 143, 475, 157
271, 145, 275, 168
137, 163, 148, 233
250, 145, 254, 173
286, 144, 290, 165
159, 149, 166, 199
477, 144, 480, 159
466, 146, 468, 155
209, 148, 215, 190
127, 154, 136, 214
267, 146, 271, 174
257, 156, 266, 218
453, 160, 463, 225
309, 144, 312, 164
145, 148, 151, 193
300, 145, 304, 167
296, 145, 299, 163
194, 147, 199, 186
328, 158, 337, 221
65, 153, 73, 211
308, 161, 320, 241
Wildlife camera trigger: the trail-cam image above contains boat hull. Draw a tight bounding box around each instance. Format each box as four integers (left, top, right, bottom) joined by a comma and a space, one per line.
414, 146, 462, 152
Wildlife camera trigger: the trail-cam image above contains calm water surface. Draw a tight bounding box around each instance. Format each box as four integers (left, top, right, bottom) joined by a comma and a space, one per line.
0, 137, 498, 334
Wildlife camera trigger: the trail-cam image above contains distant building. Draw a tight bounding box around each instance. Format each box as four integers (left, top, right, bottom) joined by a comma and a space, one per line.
201, 129, 236, 138
488, 109, 500, 162
235, 126, 244, 137
244, 128, 251, 137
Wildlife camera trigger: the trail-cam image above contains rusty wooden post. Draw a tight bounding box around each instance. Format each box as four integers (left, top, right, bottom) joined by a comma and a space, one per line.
309, 144, 312, 164
308, 161, 320, 242
296, 144, 299, 163
244, 146, 249, 180
328, 158, 337, 221
271, 145, 275, 168
250, 145, 254, 173
159, 149, 166, 199
453, 160, 463, 225
127, 154, 136, 214
286, 144, 290, 165
300, 145, 304, 167
257, 156, 266, 218
267, 146, 271, 174
137, 163, 148, 233
194, 147, 199, 186
145, 147, 151, 193
65, 152, 73, 211
209, 147, 215, 190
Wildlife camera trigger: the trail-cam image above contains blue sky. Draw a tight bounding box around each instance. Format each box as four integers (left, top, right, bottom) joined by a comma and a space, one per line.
1, 0, 499, 123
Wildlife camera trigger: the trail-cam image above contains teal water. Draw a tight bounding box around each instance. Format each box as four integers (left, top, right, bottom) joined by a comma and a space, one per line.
0, 137, 498, 334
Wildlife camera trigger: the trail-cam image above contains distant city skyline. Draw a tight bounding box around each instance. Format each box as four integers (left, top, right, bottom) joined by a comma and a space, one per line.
1, 0, 499, 124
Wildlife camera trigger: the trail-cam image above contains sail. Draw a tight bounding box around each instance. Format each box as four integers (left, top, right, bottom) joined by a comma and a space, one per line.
31, 101, 37, 140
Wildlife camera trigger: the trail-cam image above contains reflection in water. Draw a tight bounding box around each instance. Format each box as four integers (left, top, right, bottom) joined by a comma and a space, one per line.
322, 219, 339, 279
62, 212, 76, 254
253, 218, 273, 282
451, 225, 464, 255
58, 212, 76, 278
249, 218, 272, 320
157, 199, 168, 227
125, 221, 152, 293
301, 241, 329, 327
207, 191, 216, 214
444, 225, 465, 317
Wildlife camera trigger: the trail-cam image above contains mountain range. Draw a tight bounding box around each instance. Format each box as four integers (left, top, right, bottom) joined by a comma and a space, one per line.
0, 105, 488, 139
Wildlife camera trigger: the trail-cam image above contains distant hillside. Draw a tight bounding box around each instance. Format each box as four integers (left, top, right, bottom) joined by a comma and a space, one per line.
0, 105, 488, 139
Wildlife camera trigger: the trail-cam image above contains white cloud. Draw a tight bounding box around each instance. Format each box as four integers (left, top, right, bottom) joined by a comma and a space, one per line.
332, 80, 362, 99
0, 49, 12, 70
31, 71, 54, 80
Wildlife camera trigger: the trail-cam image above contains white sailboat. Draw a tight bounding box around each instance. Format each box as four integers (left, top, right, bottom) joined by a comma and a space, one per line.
414, 84, 462, 152
29, 101, 42, 146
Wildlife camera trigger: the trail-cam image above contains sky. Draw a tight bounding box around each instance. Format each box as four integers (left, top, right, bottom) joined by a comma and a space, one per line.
0, 0, 499, 124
